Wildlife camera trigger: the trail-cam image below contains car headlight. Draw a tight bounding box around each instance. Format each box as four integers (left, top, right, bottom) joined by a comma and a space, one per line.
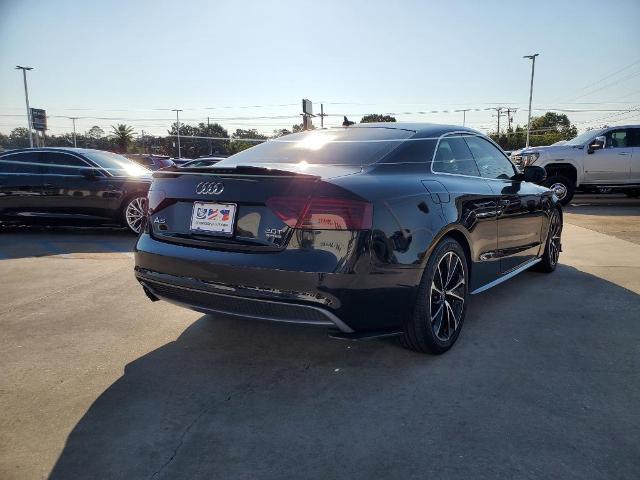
521, 152, 540, 167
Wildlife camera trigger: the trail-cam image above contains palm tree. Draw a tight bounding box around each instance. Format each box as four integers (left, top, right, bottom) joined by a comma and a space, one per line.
110, 124, 135, 152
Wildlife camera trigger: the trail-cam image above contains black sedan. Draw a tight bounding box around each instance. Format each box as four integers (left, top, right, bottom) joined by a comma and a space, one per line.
0, 147, 152, 233
135, 124, 562, 353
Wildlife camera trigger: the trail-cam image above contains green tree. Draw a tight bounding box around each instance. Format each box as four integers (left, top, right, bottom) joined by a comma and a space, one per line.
8, 127, 31, 148
229, 129, 268, 154
489, 112, 578, 150
0, 132, 9, 150
197, 122, 229, 156
530, 112, 577, 137
87, 125, 105, 139
110, 124, 135, 152
272, 128, 292, 137
360, 114, 397, 123
167, 122, 230, 158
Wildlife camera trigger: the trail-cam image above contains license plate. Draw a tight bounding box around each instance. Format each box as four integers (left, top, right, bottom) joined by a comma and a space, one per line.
190, 202, 236, 235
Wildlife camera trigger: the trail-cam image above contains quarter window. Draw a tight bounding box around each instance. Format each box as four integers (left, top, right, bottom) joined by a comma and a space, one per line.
0, 152, 44, 174
464, 136, 516, 180
432, 135, 480, 176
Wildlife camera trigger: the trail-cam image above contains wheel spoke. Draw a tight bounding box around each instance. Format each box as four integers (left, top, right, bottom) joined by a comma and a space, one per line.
446, 301, 458, 332
436, 263, 445, 291
446, 290, 465, 302
431, 303, 444, 337
444, 252, 454, 287
447, 277, 465, 292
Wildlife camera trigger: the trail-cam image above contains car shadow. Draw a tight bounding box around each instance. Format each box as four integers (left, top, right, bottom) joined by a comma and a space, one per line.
0, 226, 136, 259
48, 264, 640, 480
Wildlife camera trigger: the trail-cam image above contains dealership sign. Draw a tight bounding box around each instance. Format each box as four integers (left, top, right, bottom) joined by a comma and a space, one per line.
30, 108, 47, 131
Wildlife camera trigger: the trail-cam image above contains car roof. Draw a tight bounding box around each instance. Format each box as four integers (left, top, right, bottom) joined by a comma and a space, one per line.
327, 122, 481, 138
0, 147, 118, 156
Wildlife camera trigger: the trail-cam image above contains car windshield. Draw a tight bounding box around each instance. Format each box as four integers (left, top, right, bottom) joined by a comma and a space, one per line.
217, 127, 415, 168
564, 128, 605, 146
83, 150, 150, 176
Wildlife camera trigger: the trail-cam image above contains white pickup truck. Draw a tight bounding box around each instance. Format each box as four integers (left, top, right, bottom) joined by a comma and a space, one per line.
511, 125, 640, 204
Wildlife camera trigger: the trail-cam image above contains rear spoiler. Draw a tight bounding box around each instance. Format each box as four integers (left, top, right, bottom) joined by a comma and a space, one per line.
153, 164, 320, 179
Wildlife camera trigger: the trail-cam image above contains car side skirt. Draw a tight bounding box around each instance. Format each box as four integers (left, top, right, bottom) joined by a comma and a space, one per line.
469, 257, 542, 295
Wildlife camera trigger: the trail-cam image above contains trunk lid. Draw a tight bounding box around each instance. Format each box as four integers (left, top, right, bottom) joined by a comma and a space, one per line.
147, 164, 364, 251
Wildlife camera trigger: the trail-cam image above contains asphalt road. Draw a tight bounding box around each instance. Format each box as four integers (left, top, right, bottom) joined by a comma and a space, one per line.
1, 195, 639, 480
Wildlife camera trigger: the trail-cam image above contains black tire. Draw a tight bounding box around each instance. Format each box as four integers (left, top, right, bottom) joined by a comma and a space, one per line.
543, 175, 575, 205
532, 208, 562, 273
121, 195, 147, 234
401, 237, 469, 354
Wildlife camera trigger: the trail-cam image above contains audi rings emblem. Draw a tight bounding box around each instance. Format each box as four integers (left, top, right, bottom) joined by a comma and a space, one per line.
196, 181, 224, 195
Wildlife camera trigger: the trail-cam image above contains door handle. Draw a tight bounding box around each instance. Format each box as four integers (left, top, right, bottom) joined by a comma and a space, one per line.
617, 152, 630, 156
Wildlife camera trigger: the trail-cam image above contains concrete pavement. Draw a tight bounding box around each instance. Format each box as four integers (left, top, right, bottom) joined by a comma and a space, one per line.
0, 197, 639, 480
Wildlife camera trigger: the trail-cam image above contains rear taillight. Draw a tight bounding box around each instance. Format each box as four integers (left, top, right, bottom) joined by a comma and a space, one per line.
146, 189, 166, 214
266, 196, 372, 230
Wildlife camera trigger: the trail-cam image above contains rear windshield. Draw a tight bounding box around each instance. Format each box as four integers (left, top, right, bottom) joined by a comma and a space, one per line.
217, 127, 415, 167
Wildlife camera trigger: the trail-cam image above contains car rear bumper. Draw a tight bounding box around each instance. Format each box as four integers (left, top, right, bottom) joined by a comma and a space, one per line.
134, 233, 421, 332
136, 268, 354, 332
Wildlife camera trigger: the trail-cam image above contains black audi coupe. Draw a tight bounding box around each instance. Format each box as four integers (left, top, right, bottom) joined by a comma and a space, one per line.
135, 124, 562, 353
0, 147, 151, 233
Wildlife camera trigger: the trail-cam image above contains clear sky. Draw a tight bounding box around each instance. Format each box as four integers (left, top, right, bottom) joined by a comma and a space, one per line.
1, 0, 639, 138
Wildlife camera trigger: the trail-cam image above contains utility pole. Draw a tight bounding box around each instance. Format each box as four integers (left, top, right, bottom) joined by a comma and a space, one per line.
15, 65, 34, 148
70, 117, 78, 147
172, 109, 182, 158
141, 130, 146, 154
207, 116, 212, 154
459, 109, 471, 126
491, 107, 504, 136
504, 107, 517, 132
318, 104, 328, 128
523, 53, 539, 148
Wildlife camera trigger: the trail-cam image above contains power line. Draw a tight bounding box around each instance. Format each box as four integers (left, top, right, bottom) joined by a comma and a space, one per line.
563, 69, 640, 103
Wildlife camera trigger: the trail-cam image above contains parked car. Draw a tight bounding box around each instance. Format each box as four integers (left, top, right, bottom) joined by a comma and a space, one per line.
180, 157, 226, 168
168, 158, 192, 166
125, 154, 175, 171
510, 125, 640, 203
135, 124, 562, 354
0, 147, 152, 233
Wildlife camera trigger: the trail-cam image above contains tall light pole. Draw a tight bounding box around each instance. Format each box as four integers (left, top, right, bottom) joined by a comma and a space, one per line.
70, 117, 78, 147
172, 109, 182, 159
15, 65, 34, 148
523, 53, 539, 149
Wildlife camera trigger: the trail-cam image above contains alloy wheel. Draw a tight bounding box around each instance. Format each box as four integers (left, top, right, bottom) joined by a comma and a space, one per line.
430, 251, 465, 342
548, 211, 562, 266
125, 196, 146, 234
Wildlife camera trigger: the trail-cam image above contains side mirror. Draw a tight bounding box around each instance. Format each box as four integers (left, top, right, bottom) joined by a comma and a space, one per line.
588, 135, 605, 154
523, 165, 546, 183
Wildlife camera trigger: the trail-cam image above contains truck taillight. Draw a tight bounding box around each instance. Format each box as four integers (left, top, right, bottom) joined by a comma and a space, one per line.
266, 196, 373, 230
